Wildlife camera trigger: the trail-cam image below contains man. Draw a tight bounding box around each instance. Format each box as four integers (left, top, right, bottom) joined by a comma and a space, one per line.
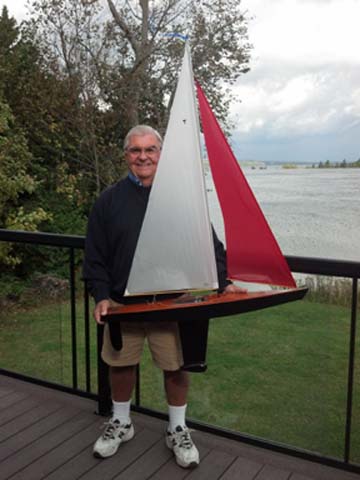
83, 125, 243, 469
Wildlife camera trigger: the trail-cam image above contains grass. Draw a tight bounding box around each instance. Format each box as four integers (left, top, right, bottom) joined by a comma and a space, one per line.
0, 293, 359, 463
0, 298, 99, 390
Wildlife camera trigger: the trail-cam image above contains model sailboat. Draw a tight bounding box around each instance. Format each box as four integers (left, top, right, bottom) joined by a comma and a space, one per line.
105, 44, 306, 325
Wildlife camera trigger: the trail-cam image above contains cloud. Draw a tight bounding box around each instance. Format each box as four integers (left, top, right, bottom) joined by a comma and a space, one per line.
247, 0, 360, 64
230, 0, 360, 162
232, 61, 360, 139
0, 0, 28, 20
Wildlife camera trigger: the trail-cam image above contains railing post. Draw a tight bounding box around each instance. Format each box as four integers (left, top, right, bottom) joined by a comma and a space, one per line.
135, 364, 141, 407
344, 277, 358, 463
84, 281, 91, 393
69, 247, 78, 390
96, 324, 112, 416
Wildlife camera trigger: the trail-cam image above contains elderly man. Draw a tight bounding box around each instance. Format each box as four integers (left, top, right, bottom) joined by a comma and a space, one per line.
83, 124, 241, 469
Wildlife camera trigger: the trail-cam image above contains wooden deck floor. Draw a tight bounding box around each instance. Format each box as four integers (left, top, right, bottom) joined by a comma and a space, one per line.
0, 375, 359, 480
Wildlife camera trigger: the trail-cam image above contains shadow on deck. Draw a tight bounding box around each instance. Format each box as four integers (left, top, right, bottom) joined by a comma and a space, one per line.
1, 376, 359, 480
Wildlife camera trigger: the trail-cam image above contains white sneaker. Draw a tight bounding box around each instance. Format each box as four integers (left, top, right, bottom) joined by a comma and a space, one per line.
93, 419, 134, 458
165, 425, 200, 468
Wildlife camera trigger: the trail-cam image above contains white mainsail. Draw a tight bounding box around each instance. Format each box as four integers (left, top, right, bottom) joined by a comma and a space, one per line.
125, 44, 218, 296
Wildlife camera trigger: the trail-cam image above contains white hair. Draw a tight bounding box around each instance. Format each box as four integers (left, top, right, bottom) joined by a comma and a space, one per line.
124, 125, 162, 150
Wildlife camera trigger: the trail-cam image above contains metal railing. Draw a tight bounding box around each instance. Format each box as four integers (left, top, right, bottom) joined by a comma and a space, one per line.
0, 229, 359, 474
0, 229, 95, 400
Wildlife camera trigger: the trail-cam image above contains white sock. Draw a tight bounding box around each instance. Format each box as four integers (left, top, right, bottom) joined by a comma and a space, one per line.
112, 399, 131, 424
168, 404, 187, 432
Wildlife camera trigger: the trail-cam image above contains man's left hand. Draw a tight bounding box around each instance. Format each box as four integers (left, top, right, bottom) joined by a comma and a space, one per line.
224, 284, 247, 294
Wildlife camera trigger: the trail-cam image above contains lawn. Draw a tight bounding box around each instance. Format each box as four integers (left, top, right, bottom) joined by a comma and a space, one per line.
0, 295, 359, 463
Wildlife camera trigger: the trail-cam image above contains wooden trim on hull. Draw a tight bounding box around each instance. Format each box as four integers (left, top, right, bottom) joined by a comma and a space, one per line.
103, 287, 308, 324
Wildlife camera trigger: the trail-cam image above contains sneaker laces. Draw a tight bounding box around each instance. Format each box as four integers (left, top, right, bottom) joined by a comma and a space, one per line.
170, 426, 194, 449
101, 419, 120, 440
178, 430, 194, 449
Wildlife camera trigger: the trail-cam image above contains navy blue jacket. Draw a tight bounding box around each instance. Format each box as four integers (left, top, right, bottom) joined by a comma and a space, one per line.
83, 176, 230, 304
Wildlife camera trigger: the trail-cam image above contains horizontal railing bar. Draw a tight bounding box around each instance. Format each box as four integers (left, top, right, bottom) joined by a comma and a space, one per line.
0, 229, 359, 278
287, 255, 360, 278
0, 229, 85, 248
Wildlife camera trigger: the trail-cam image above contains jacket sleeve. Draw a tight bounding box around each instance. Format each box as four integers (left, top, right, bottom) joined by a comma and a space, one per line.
212, 227, 232, 292
83, 199, 111, 304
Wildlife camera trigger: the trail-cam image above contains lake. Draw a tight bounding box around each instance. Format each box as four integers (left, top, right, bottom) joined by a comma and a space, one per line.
206, 166, 360, 263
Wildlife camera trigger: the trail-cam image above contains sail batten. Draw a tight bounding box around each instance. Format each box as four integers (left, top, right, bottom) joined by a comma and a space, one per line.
196, 81, 296, 289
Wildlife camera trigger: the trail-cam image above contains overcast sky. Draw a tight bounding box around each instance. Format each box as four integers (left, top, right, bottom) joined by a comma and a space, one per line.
233, 0, 360, 164
2, 0, 359, 164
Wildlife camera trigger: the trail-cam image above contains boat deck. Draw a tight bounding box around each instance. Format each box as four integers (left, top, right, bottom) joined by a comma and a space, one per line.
0, 375, 359, 480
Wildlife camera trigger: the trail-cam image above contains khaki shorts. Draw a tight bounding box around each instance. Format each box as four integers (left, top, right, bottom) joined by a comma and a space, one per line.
101, 300, 184, 371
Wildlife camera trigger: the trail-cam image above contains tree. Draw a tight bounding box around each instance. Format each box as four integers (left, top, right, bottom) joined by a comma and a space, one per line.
0, 6, 18, 58
0, 7, 53, 250
0, 7, 95, 232
28, 0, 252, 156
103, 0, 252, 132
0, 98, 51, 264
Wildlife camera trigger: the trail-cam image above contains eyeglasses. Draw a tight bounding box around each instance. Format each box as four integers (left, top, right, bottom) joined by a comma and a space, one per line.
126, 146, 160, 156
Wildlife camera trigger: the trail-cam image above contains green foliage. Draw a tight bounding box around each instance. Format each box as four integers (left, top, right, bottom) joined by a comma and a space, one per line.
304, 275, 358, 307
0, 100, 34, 217
317, 157, 360, 168
0, 98, 53, 266
0, 272, 30, 298
281, 163, 298, 169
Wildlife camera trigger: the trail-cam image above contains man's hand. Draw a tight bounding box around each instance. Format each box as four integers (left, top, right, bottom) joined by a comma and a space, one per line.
94, 299, 110, 325
224, 284, 248, 294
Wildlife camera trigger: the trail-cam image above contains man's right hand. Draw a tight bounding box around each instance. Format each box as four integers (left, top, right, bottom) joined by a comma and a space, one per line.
94, 299, 110, 325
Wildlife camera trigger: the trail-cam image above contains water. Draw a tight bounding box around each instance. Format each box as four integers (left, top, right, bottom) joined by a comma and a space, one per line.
206, 166, 360, 263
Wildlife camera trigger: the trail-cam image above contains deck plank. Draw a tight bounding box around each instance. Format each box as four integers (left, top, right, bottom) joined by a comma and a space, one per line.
0, 407, 81, 462
185, 449, 236, 479
150, 458, 193, 480
113, 437, 172, 480
0, 400, 61, 442
290, 474, 316, 480
0, 396, 40, 425
0, 386, 14, 398
0, 412, 95, 479
219, 456, 263, 480
255, 464, 292, 480
0, 375, 359, 480
0, 391, 28, 408
9, 417, 103, 480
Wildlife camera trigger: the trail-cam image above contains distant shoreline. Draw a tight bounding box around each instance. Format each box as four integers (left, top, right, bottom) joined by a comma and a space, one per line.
238, 160, 360, 169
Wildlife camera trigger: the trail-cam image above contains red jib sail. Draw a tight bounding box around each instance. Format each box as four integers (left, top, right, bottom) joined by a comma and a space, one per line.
196, 81, 296, 288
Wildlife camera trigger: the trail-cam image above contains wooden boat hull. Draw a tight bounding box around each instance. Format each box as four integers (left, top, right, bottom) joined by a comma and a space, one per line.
102, 287, 308, 357
103, 287, 308, 324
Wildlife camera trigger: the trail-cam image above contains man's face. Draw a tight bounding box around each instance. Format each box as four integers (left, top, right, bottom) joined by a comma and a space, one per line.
125, 134, 161, 186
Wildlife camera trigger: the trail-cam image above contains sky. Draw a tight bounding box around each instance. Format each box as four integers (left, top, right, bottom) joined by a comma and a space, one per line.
1, 0, 360, 165
232, 0, 360, 164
